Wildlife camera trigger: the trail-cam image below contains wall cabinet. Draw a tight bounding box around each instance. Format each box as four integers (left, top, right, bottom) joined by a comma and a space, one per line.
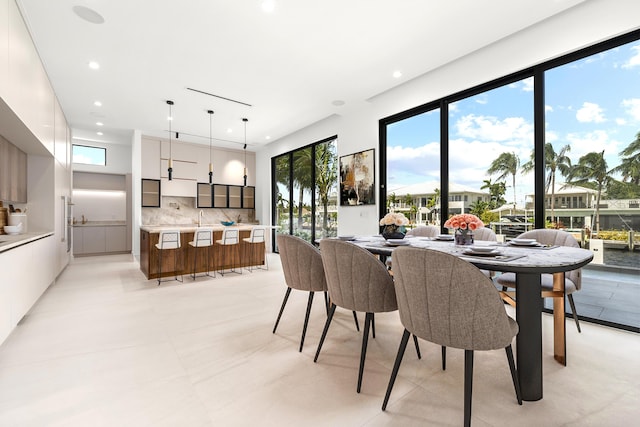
141, 179, 160, 207
197, 184, 255, 209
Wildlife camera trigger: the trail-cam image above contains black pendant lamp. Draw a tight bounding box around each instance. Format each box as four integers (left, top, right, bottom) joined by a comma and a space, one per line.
166, 100, 174, 181
208, 110, 214, 185
242, 118, 248, 187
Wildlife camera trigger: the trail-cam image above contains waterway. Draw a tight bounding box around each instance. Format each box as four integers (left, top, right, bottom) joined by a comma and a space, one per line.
604, 248, 639, 268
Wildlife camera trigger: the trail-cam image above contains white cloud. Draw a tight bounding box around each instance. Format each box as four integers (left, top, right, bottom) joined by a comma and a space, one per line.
455, 114, 533, 144
616, 118, 627, 125
545, 105, 553, 113
622, 45, 640, 69
521, 77, 533, 92
564, 130, 621, 159
545, 130, 558, 143
621, 98, 640, 122
576, 102, 605, 123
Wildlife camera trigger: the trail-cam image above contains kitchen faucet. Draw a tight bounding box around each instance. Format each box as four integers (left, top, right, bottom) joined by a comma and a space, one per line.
198, 210, 204, 227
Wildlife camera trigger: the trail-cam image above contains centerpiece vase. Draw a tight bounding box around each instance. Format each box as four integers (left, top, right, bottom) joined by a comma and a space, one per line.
455, 229, 474, 246
382, 225, 405, 240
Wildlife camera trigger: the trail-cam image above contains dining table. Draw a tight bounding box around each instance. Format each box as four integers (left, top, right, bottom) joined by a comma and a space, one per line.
340, 234, 594, 402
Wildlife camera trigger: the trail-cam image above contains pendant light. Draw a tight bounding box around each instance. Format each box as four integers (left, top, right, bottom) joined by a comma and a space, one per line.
242, 118, 248, 187
208, 110, 214, 185
166, 100, 174, 181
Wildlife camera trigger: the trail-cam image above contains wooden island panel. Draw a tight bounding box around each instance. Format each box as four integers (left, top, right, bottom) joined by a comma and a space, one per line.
140, 229, 265, 280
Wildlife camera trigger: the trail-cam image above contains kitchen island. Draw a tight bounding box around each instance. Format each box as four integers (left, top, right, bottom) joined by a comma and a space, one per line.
139, 225, 268, 280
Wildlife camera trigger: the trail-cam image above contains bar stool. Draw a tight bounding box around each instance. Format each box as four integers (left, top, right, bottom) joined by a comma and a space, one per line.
215, 227, 241, 276
243, 227, 268, 272
188, 227, 214, 280
155, 229, 183, 285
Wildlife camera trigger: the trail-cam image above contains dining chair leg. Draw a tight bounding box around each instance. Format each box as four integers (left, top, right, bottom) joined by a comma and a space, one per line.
442, 346, 447, 370
382, 328, 410, 411
567, 294, 581, 333
300, 291, 315, 352
412, 334, 421, 359
314, 303, 337, 363
324, 291, 329, 314
464, 349, 474, 427
273, 287, 292, 333
357, 312, 373, 393
352, 311, 360, 332
371, 313, 376, 339
505, 345, 522, 405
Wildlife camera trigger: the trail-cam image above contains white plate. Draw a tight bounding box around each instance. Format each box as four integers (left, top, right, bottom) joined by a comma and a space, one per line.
512, 238, 536, 244
463, 248, 499, 256
510, 240, 538, 246
338, 235, 355, 241
469, 245, 495, 253
386, 239, 410, 246
435, 234, 454, 241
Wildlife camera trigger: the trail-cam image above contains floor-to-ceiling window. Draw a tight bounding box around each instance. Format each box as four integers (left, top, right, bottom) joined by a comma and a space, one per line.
380, 29, 640, 332
272, 136, 338, 248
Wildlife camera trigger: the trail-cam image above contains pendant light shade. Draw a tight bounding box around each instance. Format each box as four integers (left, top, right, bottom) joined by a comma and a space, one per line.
208, 110, 214, 185
242, 118, 248, 187
166, 100, 174, 181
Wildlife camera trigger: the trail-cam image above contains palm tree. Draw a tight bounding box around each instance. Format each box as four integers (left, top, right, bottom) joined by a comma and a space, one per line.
315, 142, 338, 237
522, 143, 572, 223
480, 178, 506, 208
487, 152, 520, 209
293, 148, 314, 231
611, 131, 640, 185
566, 150, 611, 234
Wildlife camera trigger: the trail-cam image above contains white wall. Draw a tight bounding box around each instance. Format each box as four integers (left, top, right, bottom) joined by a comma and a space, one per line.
71, 136, 133, 175
255, 0, 640, 235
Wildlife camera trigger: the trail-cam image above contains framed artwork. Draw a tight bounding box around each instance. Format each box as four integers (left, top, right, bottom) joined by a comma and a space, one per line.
339, 148, 375, 206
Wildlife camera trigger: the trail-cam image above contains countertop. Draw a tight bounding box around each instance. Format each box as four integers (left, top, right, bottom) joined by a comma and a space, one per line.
0, 231, 55, 253
140, 224, 270, 233
72, 221, 126, 227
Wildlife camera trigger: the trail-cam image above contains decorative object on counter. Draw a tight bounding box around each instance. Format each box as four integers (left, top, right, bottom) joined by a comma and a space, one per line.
4, 224, 22, 235
8, 213, 27, 233
444, 214, 484, 246
208, 110, 214, 185
221, 221, 235, 226
242, 118, 248, 187
0, 205, 7, 235
166, 100, 174, 181
380, 212, 408, 240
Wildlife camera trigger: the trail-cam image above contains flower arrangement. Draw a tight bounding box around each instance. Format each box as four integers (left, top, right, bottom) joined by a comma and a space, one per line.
444, 214, 484, 245
380, 212, 408, 239
444, 214, 484, 231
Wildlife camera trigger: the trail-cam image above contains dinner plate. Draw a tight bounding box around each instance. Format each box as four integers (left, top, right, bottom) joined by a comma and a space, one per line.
385, 239, 410, 246
435, 234, 454, 241
338, 235, 355, 241
463, 248, 500, 256
468, 245, 495, 253
510, 240, 539, 246
512, 238, 536, 244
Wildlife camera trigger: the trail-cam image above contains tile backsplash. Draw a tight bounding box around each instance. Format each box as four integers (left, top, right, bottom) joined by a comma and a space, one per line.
142, 196, 255, 225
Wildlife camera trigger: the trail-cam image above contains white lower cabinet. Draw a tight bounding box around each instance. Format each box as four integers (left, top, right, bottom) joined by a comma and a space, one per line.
74, 225, 127, 255
0, 235, 55, 345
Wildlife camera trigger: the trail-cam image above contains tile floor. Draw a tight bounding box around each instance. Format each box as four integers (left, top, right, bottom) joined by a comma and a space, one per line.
0, 253, 638, 426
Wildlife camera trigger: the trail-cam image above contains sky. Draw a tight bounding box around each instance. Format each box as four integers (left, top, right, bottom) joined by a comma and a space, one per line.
387, 39, 640, 205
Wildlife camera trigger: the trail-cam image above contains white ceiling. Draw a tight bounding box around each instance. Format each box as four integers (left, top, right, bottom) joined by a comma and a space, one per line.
17, 0, 586, 151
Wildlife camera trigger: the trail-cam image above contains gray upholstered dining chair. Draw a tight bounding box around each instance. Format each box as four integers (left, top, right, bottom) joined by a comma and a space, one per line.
496, 229, 583, 332
383, 247, 521, 426
473, 227, 498, 278
274, 234, 360, 352
406, 225, 440, 238
315, 239, 421, 393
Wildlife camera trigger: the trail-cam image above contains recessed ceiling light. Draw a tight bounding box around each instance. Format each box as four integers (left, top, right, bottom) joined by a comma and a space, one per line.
88, 61, 100, 70
72, 5, 105, 24
96, 122, 104, 126
227, 128, 233, 133
262, 0, 276, 13
94, 101, 102, 107
265, 136, 271, 140
332, 100, 345, 106
96, 131, 103, 136
393, 70, 403, 78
